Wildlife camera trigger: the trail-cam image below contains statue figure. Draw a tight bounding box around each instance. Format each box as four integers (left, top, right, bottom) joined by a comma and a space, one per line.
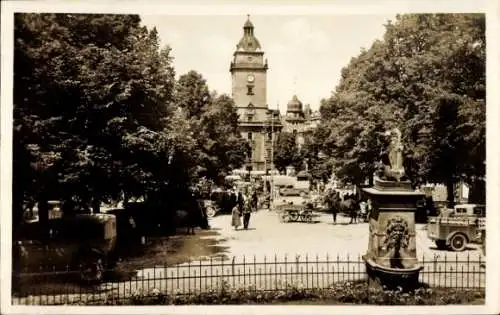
375, 128, 406, 182
387, 128, 404, 174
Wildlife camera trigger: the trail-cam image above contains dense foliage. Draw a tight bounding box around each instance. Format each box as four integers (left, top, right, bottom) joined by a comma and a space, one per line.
315, 14, 485, 202
273, 132, 304, 173
175, 70, 250, 182
13, 14, 247, 236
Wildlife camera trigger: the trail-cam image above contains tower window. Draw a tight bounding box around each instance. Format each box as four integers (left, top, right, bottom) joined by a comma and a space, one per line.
247, 132, 253, 140
247, 86, 254, 95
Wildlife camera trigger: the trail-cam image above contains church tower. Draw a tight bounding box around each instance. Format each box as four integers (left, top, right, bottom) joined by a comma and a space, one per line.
230, 16, 279, 172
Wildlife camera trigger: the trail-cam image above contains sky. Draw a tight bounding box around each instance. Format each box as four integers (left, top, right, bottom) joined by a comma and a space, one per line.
140, 14, 396, 112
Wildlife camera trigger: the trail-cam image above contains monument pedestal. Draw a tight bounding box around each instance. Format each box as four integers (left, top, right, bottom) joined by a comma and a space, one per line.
362, 178, 425, 291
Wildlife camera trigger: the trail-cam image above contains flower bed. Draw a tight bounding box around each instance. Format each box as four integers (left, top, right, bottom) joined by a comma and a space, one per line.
83, 281, 484, 305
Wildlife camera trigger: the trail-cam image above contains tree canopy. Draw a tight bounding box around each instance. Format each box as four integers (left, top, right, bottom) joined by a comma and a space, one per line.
315, 14, 485, 202
13, 13, 248, 236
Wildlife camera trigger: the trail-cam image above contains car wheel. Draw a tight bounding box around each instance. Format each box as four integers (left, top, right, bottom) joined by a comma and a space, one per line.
449, 234, 467, 252
288, 211, 299, 222
206, 207, 216, 218
435, 240, 447, 250
79, 255, 104, 284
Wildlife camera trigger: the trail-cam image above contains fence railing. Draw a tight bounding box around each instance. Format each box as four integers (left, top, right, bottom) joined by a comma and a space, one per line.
12, 253, 485, 305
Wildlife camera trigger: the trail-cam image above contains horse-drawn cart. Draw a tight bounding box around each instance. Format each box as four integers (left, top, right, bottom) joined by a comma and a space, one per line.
278, 204, 313, 223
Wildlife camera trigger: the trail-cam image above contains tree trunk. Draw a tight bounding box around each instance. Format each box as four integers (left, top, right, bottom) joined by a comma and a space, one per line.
92, 195, 101, 214
368, 173, 374, 186
37, 193, 50, 242
468, 179, 486, 204
123, 191, 129, 207
446, 178, 455, 208
12, 196, 25, 240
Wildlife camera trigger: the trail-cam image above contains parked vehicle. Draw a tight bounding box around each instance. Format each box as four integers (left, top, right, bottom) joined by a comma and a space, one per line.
273, 187, 312, 208
273, 187, 315, 223
203, 199, 219, 218
427, 204, 485, 251
278, 206, 313, 223
13, 213, 118, 284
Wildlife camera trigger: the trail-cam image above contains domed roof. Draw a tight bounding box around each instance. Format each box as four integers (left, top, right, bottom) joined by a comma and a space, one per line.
286, 95, 303, 113
244, 18, 254, 28
236, 15, 261, 52
237, 36, 261, 51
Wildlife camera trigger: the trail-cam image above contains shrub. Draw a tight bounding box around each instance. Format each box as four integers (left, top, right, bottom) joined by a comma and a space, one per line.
68, 281, 485, 305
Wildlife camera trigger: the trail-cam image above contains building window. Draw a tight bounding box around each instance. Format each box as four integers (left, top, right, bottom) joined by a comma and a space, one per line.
247, 85, 254, 95
247, 114, 253, 122
247, 132, 253, 140
268, 132, 273, 141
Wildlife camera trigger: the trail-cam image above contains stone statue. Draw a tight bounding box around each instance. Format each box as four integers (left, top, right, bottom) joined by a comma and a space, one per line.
375, 128, 406, 182
387, 128, 404, 173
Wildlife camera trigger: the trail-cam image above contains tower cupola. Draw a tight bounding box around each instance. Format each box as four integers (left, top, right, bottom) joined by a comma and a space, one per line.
237, 15, 261, 52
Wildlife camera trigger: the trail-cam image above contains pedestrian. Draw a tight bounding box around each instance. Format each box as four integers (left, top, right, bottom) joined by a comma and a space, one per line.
242, 193, 252, 229
237, 188, 244, 213
251, 188, 258, 211
231, 205, 241, 230
359, 199, 367, 222
332, 191, 340, 224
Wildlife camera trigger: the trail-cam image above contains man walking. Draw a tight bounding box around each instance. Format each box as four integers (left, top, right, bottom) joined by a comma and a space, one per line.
251, 188, 258, 212
242, 192, 253, 229
327, 190, 339, 224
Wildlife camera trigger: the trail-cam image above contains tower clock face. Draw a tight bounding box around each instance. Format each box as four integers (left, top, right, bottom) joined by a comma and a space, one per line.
247, 74, 255, 83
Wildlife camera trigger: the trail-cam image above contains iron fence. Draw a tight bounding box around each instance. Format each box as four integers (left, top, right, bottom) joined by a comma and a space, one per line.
11, 253, 485, 305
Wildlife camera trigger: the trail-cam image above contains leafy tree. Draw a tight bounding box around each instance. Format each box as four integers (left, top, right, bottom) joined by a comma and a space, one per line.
13, 13, 181, 236
315, 14, 485, 203
273, 132, 304, 173
175, 71, 249, 184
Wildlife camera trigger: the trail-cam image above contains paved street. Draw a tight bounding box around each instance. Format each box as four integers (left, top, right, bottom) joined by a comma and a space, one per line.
204, 209, 483, 261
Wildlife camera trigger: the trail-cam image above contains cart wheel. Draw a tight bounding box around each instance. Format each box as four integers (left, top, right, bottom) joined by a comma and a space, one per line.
206, 207, 216, 218
449, 233, 467, 252
303, 213, 312, 223
289, 211, 299, 222
435, 240, 447, 250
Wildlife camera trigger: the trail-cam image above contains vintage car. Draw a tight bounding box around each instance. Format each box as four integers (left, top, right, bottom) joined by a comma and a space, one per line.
427, 204, 485, 251
13, 213, 118, 284
202, 199, 219, 218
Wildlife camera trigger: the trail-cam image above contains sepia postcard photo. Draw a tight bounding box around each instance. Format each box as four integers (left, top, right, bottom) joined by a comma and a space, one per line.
1, 1, 499, 314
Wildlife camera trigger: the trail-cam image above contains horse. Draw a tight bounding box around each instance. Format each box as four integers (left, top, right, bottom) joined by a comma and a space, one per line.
335, 198, 358, 224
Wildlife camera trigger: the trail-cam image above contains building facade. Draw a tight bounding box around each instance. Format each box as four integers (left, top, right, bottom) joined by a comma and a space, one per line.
230, 16, 282, 172
282, 95, 321, 149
